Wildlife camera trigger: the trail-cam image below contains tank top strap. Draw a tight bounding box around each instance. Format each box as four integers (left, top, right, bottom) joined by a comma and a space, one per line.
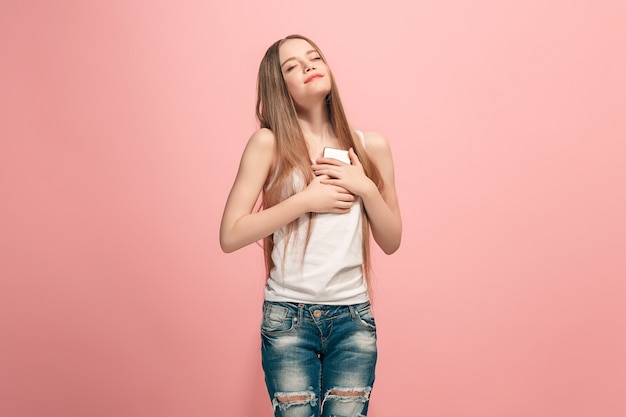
355, 130, 366, 148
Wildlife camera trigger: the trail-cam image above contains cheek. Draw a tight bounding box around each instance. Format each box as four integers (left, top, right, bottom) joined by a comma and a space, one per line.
284, 77, 302, 98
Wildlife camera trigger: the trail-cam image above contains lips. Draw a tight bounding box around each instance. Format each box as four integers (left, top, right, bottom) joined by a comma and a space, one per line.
305, 74, 323, 83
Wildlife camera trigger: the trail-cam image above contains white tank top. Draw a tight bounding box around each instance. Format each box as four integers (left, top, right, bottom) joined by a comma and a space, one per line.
264, 131, 369, 305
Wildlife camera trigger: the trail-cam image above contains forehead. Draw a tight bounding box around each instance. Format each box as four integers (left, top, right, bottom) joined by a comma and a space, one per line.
278, 38, 317, 62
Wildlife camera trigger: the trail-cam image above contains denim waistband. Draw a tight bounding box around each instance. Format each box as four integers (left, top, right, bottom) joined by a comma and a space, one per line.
263, 300, 371, 322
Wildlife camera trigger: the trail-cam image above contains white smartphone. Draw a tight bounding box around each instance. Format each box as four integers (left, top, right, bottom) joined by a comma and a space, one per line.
323, 147, 350, 164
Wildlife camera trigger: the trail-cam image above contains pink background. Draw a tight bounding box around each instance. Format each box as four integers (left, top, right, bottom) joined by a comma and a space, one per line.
2, 1, 625, 416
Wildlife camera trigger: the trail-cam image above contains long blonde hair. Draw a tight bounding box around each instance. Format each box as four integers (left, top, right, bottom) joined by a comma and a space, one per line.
256, 34, 383, 286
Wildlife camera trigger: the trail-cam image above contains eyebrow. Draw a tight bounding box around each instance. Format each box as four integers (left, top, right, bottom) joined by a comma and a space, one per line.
280, 49, 319, 68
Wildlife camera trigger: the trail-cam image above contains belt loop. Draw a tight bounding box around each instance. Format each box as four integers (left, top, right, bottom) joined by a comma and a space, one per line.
297, 303, 304, 328
349, 304, 356, 320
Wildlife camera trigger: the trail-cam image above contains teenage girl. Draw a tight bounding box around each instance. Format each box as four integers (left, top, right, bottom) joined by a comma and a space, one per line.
220, 34, 401, 417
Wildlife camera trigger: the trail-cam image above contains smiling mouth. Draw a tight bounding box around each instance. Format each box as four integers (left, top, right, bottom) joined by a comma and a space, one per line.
305, 74, 323, 83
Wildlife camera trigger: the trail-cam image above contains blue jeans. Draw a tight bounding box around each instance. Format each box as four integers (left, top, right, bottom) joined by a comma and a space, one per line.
261, 301, 378, 417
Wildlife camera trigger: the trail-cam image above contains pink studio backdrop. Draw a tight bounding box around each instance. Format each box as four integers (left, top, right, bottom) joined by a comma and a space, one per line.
2, 1, 625, 417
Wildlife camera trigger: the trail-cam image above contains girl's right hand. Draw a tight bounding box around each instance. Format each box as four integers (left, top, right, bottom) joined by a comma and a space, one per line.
303, 175, 355, 214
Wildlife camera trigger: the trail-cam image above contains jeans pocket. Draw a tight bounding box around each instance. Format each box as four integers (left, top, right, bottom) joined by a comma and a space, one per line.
355, 303, 377, 330
261, 302, 295, 334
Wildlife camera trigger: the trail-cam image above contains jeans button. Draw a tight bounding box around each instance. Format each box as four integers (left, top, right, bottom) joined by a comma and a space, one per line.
313, 310, 322, 318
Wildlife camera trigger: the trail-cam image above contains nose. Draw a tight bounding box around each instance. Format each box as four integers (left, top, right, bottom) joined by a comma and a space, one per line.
304, 61, 316, 72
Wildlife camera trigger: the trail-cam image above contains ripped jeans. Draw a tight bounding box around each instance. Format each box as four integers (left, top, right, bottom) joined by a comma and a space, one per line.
261, 301, 377, 417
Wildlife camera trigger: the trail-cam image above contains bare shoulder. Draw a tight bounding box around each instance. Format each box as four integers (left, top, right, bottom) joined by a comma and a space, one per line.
240, 128, 276, 166
360, 131, 393, 159
233, 128, 277, 183
246, 127, 276, 152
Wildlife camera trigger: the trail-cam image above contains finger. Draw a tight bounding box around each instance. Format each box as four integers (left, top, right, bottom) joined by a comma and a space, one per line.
319, 170, 343, 179
348, 148, 361, 166
315, 158, 344, 166
312, 174, 330, 182
333, 204, 352, 212
312, 164, 341, 175
336, 196, 355, 204
319, 175, 338, 183
320, 178, 346, 188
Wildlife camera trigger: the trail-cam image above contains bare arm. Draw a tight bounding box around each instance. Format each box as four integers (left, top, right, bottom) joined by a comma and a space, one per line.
219, 129, 357, 253
312, 131, 402, 254
359, 132, 402, 254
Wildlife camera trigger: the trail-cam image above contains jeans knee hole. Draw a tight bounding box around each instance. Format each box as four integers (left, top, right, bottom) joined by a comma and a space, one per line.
272, 391, 318, 411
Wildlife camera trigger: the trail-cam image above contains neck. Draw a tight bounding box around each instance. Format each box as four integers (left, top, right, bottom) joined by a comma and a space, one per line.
296, 101, 332, 142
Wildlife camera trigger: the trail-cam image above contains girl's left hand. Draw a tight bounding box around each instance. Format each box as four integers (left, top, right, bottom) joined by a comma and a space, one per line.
312, 148, 375, 197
